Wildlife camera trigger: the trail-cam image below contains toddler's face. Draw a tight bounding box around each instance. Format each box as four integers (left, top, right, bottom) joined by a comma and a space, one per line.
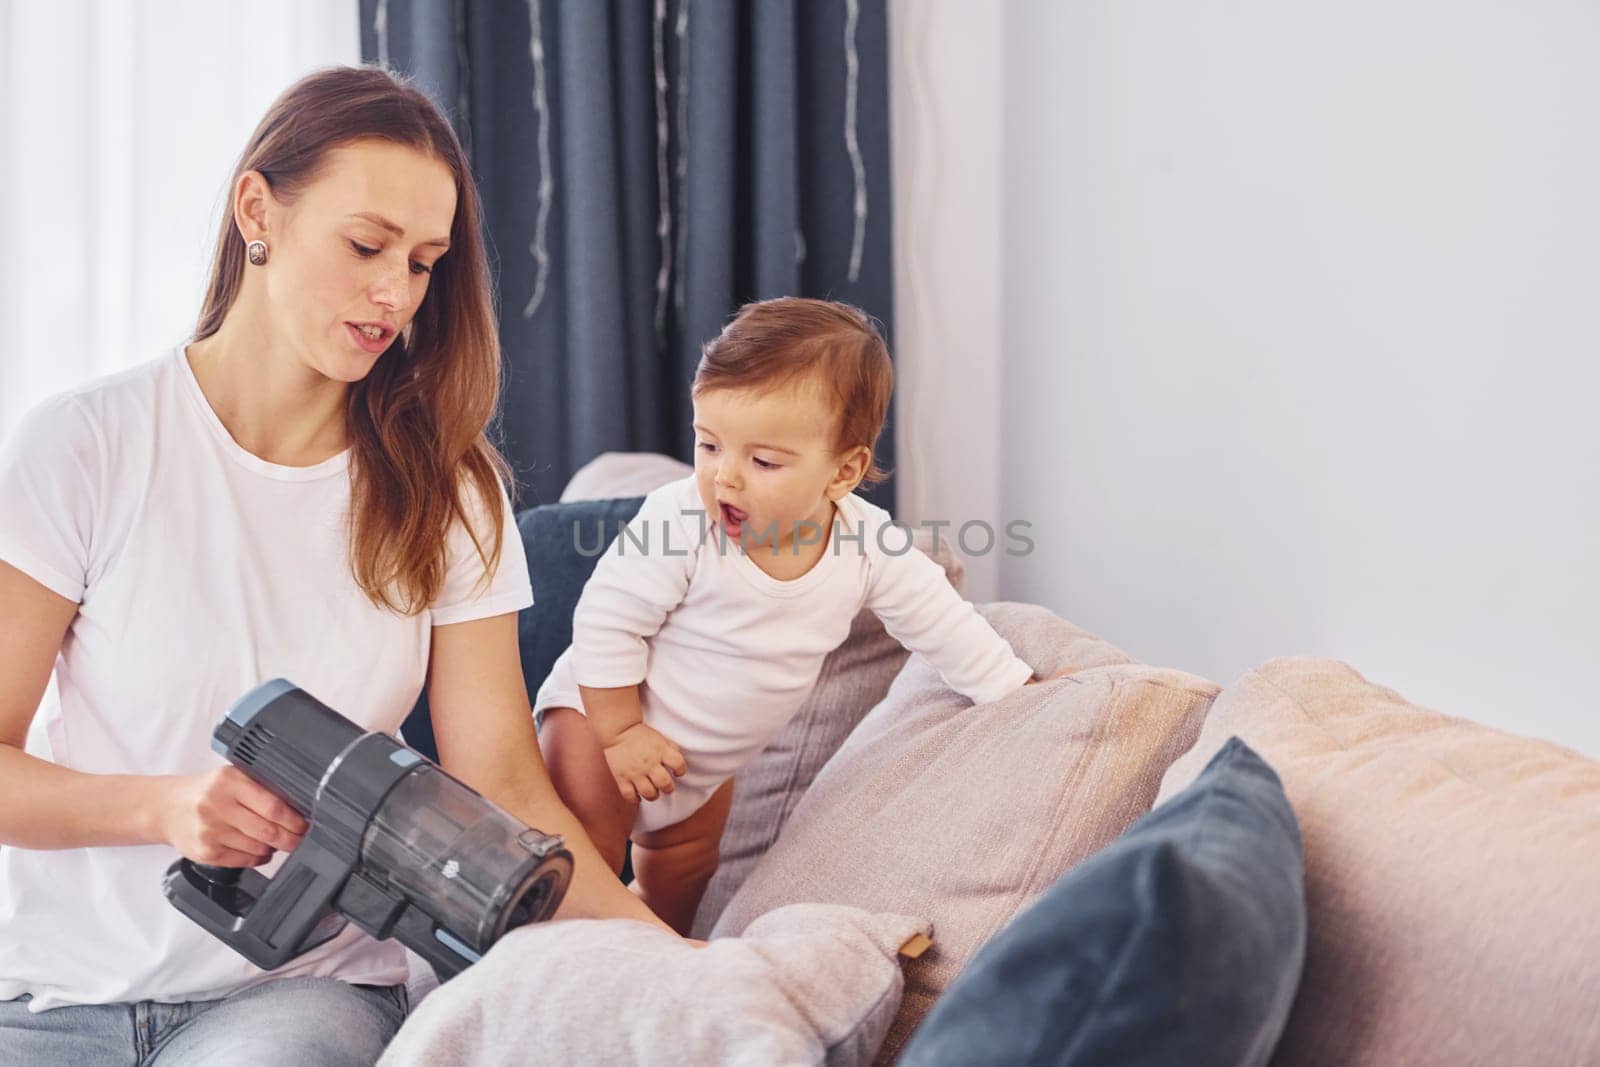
691, 382, 862, 551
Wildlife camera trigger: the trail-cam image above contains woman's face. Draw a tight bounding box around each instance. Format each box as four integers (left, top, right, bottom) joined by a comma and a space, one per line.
259, 138, 457, 383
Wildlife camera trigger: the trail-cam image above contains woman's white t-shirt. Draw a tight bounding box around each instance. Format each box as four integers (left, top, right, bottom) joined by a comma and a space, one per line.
0, 344, 533, 1012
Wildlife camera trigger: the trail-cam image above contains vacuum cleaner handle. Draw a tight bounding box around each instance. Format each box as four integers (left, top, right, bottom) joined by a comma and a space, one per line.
164, 835, 351, 970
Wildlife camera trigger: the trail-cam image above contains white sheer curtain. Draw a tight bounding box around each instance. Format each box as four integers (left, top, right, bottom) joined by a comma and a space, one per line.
0, 0, 360, 440
888, 0, 1006, 602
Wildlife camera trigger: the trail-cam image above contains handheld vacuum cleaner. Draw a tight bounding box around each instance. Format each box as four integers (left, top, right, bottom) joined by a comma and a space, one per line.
162, 679, 573, 980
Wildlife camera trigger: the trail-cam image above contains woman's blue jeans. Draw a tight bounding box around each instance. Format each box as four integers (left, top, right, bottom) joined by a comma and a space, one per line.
0, 975, 407, 1065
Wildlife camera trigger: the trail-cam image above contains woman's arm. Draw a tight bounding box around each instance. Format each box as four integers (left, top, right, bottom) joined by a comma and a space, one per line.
0, 561, 300, 862
426, 610, 675, 933
0, 560, 159, 847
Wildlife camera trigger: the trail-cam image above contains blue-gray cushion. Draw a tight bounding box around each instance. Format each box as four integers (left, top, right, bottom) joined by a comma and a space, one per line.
898, 737, 1306, 1067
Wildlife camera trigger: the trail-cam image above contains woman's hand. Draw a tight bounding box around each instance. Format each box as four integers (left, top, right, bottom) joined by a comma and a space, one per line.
156, 766, 308, 867
602, 723, 687, 804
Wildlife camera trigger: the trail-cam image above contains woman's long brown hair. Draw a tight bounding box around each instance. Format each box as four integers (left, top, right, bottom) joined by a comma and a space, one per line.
195, 66, 511, 615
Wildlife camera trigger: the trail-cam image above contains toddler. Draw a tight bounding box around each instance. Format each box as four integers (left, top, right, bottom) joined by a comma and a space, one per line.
535, 298, 1060, 934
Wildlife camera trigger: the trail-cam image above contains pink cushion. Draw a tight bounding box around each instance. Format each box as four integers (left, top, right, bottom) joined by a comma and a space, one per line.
716, 604, 1218, 1062
1156, 657, 1600, 1065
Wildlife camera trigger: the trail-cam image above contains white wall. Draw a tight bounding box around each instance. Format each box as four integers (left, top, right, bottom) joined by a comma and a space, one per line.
0, 1, 360, 439
897, 2, 1600, 756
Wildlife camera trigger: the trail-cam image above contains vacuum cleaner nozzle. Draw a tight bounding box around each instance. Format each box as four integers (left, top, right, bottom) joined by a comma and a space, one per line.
163, 679, 573, 981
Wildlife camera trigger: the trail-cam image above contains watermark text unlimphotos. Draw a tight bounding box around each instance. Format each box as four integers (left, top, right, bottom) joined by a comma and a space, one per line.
571, 508, 1035, 558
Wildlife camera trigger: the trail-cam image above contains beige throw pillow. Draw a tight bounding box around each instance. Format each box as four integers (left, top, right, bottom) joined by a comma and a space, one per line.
1156, 657, 1600, 1066
712, 603, 1219, 1062
380, 904, 931, 1067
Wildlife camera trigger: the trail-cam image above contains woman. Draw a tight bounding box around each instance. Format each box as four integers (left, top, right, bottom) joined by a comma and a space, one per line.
0, 66, 668, 1063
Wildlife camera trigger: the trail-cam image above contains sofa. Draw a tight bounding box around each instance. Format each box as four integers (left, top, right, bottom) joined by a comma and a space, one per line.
387, 452, 1600, 1066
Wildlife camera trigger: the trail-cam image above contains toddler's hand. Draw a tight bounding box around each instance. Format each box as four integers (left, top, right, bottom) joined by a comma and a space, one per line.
603, 724, 688, 804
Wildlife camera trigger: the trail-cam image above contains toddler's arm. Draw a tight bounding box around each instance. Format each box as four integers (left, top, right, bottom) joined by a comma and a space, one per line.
579, 682, 687, 804
580, 682, 647, 746
568, 484, 700, 801
569, 484, 699, 690
863, 537, 1033, 705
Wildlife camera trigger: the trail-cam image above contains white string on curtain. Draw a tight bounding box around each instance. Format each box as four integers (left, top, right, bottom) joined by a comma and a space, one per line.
0, 0, 360, 441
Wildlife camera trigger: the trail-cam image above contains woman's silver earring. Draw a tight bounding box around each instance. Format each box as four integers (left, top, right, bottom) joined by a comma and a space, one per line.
246, 240, 269, 266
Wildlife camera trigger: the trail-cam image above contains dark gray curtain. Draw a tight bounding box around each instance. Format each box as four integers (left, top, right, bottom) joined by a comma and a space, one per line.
358, 0, 895, 511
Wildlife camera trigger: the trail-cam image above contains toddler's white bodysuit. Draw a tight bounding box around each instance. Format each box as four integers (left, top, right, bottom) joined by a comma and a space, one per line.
533, 476, 1032, 833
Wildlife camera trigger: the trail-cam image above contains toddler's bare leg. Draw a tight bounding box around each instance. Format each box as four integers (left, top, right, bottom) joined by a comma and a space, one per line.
629, 778, 734, 937
537, 706, 638, 875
